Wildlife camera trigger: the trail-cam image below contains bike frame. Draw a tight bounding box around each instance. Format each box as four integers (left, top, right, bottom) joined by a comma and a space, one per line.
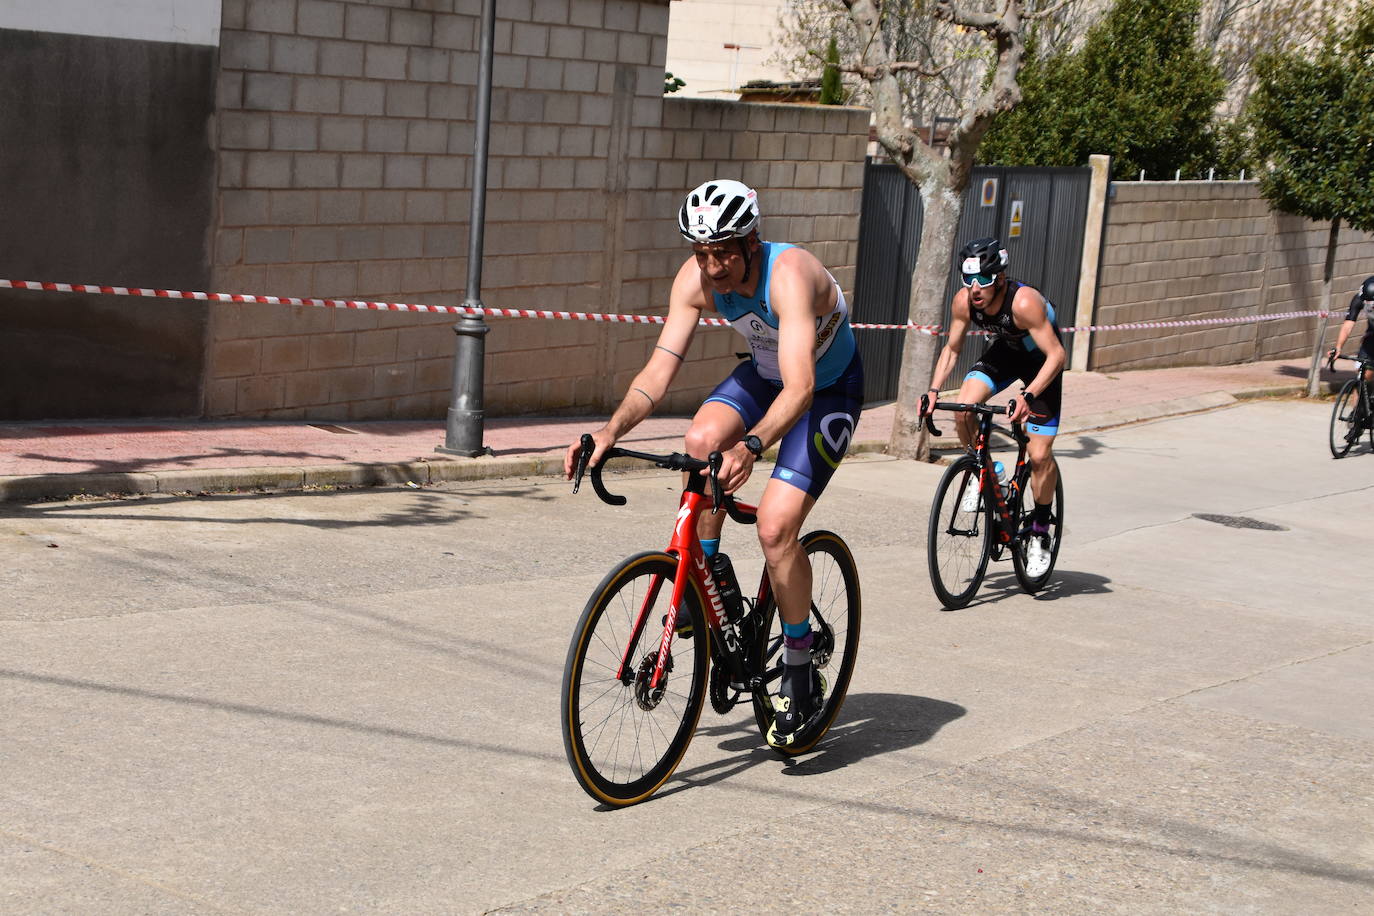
949, 404, 1031, 548
614, 471, 765, 692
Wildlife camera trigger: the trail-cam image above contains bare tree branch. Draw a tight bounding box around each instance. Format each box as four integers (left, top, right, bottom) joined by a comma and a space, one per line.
935, 0, 1004, 32
1026, 0, 1074, 20
841, 60, 959, 79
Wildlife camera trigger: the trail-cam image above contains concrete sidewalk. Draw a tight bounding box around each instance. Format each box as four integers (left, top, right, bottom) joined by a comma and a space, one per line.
0, 357, 1337, 502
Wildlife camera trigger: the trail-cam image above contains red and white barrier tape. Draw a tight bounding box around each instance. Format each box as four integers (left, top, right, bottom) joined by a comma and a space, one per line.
0, 279, 1330, 335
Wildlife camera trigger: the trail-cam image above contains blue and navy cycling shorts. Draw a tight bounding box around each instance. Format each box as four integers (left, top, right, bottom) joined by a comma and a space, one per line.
704, 351, 864, 499
966, 340, 1062, 436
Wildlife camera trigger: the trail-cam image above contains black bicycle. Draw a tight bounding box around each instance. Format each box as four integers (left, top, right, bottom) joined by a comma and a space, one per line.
561, 435, 861, 806
922, 400, 1064, 609
1327, 352, 1374, 458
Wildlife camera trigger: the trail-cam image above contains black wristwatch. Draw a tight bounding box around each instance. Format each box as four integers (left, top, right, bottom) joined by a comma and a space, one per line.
743, 434, 764, 458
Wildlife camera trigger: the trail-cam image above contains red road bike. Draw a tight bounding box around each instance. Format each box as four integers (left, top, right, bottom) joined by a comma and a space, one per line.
923, 401, 1064, 609
561, 435, 861, 806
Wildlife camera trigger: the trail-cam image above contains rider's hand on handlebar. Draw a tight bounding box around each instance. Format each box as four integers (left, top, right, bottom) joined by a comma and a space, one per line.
706, 442, 754, 494
565, 428, 616, 479
1006, 391, 1033, 425
919, 388, 939, 418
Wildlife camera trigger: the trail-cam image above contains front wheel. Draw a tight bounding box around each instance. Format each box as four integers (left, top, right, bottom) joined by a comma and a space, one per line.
751, 531, 861, 756
1329, 379, 1359, 458
562, 551, 709, 806
1012, 471, 1065, 594
927, 456, 992, 609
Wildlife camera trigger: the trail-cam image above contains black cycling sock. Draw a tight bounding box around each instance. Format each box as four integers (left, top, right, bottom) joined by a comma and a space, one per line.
1032, 502, 1052, 525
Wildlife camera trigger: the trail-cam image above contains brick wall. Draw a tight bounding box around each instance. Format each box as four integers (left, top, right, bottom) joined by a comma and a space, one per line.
207, 0, 868, 420
1090, 181, 1374, 372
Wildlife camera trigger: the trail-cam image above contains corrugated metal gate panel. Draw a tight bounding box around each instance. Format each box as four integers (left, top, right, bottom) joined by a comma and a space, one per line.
852, 161, 1091, 402
851, 163, 919, 403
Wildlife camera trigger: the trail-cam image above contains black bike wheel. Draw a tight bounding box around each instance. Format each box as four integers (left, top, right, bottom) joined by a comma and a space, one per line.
927, 456, 992, 609
1012, 471, 1065, 594
562, 551, 709, 806
751, 531, 862, 756
1329, 379, 1358, 458
1365, 382, 1374, 452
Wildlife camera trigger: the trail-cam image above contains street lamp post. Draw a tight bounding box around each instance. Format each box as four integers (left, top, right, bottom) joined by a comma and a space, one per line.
437, 0, 496, 458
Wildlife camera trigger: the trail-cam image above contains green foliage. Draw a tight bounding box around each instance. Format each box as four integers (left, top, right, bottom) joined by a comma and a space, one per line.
664, 71, 685, 95
1210, 116, 1257, 179
819, 37, 843, 105
979, 0, 1225, 178
1249, 3, 1374, 230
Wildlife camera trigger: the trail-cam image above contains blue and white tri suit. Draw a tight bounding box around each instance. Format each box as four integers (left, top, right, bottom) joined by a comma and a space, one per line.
702, 241, 864, 499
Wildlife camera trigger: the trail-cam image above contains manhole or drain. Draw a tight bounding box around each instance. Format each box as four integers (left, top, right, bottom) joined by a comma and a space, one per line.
1192, 513, 1287, 531
309, 424, 359, 435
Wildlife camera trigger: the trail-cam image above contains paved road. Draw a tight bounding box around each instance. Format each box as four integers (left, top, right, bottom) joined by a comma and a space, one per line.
2, 399, 1371, 914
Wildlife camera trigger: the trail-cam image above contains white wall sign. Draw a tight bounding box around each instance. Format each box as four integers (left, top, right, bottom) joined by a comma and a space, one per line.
0, 0, 221, 47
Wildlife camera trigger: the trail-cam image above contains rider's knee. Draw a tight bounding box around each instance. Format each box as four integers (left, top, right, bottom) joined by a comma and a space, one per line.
683, 423, 727, 457
755, 511, 801, 557
1027, 440, 1055, 467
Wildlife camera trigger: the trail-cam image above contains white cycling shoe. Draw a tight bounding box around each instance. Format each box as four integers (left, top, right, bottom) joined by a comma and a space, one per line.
1023, 533, 1052, 578
959, 479, 981, 514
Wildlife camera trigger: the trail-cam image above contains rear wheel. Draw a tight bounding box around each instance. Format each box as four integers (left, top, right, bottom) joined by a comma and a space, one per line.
562, 551, 709, 806
1330, 379, 1359, 458
1012, 471, 1065, 593
751, 531, 861, 756
927, 456, 991, 609
1364, 381, 1374, 452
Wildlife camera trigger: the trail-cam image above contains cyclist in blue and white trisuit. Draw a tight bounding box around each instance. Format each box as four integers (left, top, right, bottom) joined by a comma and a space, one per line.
917, 237, 1066, 577
564, 179, 863, 747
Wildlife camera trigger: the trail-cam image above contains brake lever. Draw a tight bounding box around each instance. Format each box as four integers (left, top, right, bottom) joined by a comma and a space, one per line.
572, 433, 594, 493
708, 452, 725, 513
921, 394, 942, 437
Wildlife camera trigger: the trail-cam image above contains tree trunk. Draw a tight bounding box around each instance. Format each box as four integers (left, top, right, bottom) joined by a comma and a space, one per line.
1305, 216, 1341, 398
889, 181, 964, 459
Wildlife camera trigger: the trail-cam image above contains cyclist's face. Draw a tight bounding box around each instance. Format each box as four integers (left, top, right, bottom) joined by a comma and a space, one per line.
693, 238, 752, 291
966, 273, 1002, 309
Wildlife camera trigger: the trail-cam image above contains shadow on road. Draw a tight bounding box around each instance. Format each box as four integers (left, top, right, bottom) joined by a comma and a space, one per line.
3, 483, 553, 529
940, 568, 1114, 613
641, 693, 966, 805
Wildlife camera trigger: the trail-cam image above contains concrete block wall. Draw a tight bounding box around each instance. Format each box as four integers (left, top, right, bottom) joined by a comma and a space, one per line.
1091, 182, 1374, 372
206, 0, 869, 420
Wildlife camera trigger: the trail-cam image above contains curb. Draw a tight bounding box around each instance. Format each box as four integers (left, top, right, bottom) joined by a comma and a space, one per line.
0, 388, 1322, 504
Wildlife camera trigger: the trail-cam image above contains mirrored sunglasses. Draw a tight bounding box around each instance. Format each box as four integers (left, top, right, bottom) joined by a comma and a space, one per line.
961, 272, 997, 288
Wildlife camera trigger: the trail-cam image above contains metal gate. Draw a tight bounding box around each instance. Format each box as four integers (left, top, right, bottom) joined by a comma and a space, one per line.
851, 162, 1092, 403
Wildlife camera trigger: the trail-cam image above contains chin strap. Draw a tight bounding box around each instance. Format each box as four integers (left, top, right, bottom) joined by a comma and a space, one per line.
738, 237, 753, 284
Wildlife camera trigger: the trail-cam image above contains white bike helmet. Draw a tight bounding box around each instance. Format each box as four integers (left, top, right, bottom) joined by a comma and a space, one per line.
678, 179, 760, 243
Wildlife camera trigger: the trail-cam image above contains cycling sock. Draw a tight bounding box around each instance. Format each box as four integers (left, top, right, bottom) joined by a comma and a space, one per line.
1032, 502, 1052, 526
701, 538, 720, 559
782, 623, 813, 666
